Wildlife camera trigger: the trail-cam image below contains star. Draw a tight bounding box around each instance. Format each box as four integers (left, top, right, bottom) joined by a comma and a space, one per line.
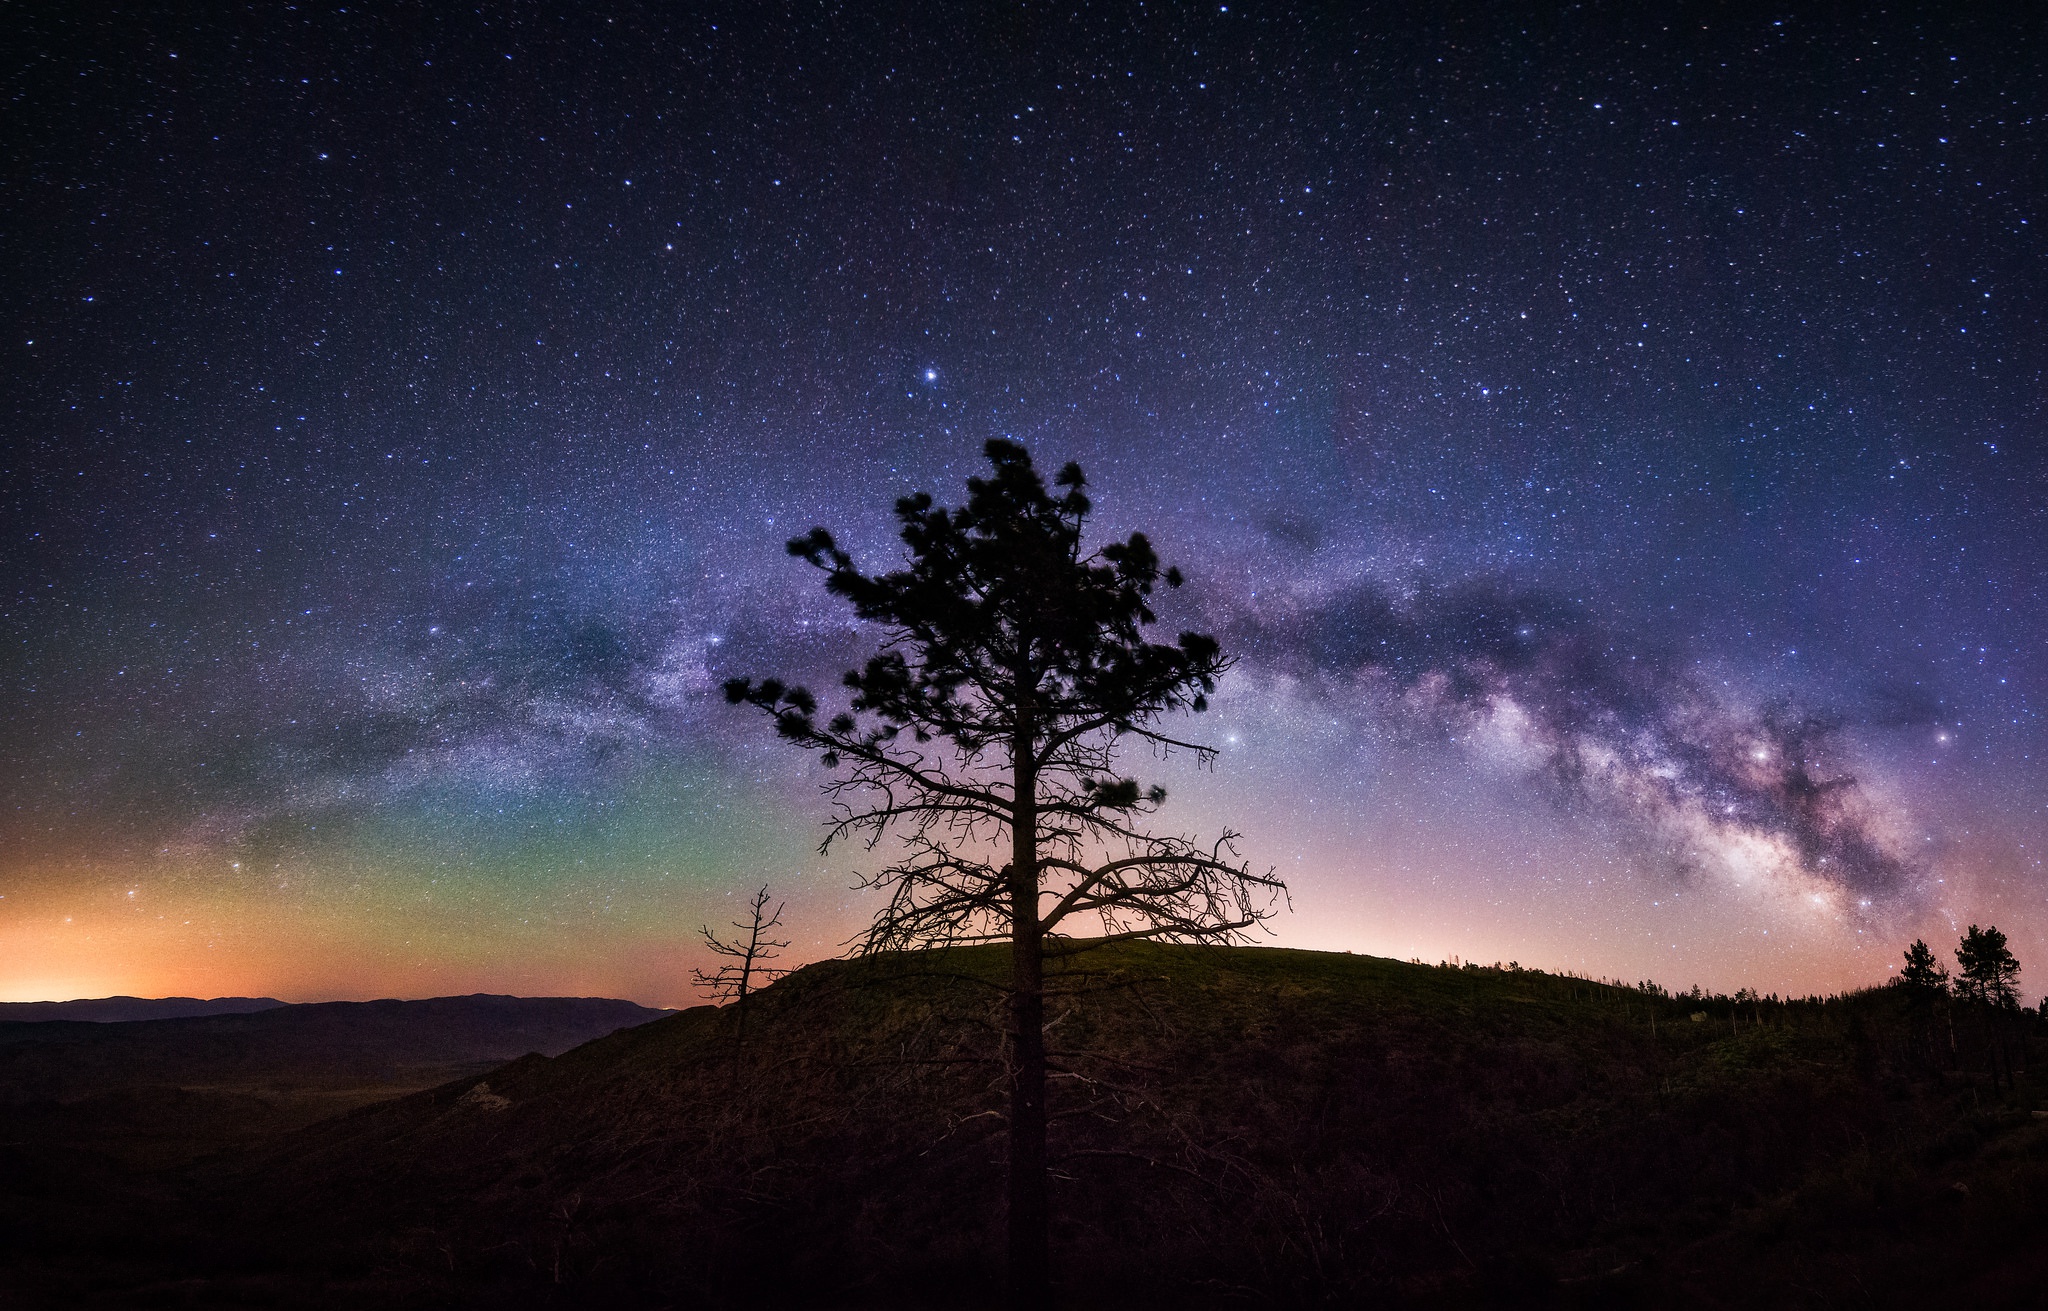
1, 0, 2036, 1007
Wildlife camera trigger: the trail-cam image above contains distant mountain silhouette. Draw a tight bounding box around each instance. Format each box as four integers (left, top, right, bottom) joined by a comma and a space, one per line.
0, 996, 287, 1024
0, 994, 671, 1103
0, 991, 678, 1306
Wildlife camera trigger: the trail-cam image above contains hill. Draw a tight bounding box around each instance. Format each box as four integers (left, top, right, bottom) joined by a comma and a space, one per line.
0, 991, 671, 1278
0, 996, 288, 1023
0, 994, 671, 1104
6, 947, 2045, 1308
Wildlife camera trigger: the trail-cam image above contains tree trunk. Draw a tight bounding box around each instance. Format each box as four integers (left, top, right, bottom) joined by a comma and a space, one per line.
1007, 720, 1049, 1308
1008, 901, 1048, 1307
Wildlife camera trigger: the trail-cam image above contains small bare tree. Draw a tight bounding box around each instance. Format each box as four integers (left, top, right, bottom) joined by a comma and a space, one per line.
692, 885, 790, 1051
725, 439, 1284, 1306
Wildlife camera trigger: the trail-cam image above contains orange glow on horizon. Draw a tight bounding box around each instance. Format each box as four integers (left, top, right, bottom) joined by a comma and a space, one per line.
0, 894, 726, 1008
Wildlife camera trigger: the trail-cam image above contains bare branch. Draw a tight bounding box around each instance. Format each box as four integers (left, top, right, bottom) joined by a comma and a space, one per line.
692, 885, 791, 1007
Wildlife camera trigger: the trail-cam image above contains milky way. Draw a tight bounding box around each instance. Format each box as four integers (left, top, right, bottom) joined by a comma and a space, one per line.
3, 3, 2042, 1004
1226, 577, 1923, 903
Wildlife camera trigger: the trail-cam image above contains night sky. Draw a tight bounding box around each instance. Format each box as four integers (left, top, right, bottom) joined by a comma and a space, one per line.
5, 3, 2043, 1007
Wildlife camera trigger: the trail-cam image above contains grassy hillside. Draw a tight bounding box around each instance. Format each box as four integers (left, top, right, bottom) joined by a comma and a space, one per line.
9, 946, 2047, 1308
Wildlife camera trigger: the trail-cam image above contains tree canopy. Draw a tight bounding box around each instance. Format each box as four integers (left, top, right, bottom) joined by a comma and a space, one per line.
1954, 924, 2021, 1009
724, 439, 1280, 954
1899, 938, 1949, 994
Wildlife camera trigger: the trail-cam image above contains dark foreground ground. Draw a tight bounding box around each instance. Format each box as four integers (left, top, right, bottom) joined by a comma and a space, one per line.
2, 947, 2044, 1309
0, 993, 667, 1299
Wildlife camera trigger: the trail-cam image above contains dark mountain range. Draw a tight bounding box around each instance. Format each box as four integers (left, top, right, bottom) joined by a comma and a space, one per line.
0, 994, 671, 1101
0, 992, 672, 1206
5, 945, 2042, 1309
0, 996, 287, 1023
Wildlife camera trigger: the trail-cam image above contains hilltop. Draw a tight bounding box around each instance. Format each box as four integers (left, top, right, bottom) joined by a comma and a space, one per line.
6, 947, 2045, 1308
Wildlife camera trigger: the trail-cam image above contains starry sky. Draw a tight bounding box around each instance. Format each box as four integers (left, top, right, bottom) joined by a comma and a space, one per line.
5, 2, 2043, 1007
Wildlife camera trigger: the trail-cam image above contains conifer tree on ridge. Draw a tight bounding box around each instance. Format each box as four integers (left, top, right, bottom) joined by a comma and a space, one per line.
1954, 924, 2021, 1008
1899, 938, 1948, 994
724, 439, 1283, 1306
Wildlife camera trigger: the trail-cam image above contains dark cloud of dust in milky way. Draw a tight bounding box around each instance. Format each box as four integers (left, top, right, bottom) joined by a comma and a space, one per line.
1225, 578, 1924, 909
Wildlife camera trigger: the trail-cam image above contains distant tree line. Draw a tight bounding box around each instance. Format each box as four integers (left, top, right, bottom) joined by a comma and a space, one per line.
1414, 936, 2042, 1084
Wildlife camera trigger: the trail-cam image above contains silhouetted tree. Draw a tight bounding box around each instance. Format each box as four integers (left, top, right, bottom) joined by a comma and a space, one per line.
692, 884, 791, 1051
725, 439, 1283, 1306
1899, 939, 1949, 994
1954, 924, 2021, 1009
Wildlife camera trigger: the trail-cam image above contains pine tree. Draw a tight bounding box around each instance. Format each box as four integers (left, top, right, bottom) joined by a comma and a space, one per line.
1954, 924, 2021, 1008
1899, 938, 1949, 994
725, 439, 1283, 1305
